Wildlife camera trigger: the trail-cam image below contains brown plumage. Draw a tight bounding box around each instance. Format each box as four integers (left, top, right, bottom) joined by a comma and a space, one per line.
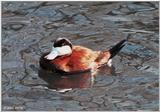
39, 38, 126, 75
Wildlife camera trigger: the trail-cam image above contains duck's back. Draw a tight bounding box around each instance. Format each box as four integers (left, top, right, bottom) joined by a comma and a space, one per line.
51, 46, 100, 72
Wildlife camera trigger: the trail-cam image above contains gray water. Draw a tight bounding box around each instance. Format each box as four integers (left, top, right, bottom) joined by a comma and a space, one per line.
2, 2, 159, 111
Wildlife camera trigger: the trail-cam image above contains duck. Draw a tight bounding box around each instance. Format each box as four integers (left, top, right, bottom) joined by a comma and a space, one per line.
39, 37, 126, 75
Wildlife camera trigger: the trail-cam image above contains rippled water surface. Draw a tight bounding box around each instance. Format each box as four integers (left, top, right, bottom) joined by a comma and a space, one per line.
2, 2, 159, 111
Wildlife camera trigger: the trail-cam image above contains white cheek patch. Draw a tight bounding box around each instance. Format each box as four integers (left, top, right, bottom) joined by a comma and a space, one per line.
57, 45, 72, 56
45, 46, 72, 60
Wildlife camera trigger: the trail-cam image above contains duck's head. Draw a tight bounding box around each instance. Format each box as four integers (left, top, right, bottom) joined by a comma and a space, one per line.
45, 38, 73, 60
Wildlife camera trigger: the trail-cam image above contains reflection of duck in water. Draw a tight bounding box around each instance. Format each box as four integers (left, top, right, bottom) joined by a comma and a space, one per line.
39, 69, 94, 89
39, 65, 114, 91
40, 37, 126, 74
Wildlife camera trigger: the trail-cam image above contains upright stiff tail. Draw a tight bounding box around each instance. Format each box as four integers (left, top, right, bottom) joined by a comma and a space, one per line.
109, 39, 127, 59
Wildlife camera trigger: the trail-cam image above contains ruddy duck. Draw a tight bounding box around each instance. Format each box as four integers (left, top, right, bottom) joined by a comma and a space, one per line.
40, 37, 126, 74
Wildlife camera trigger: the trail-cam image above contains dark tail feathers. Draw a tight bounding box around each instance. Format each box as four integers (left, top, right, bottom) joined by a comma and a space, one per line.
109, 39, 127, 59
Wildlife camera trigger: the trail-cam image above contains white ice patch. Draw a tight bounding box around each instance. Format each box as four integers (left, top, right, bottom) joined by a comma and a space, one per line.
45, 45, 72, 60
57, 88, 72, 93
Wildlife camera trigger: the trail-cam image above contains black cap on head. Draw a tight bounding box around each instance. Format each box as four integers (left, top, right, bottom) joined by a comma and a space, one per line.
54, 38, 72, 49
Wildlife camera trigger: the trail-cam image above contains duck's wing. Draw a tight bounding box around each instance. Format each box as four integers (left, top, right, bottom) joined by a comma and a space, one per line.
66, 46, 100, 71
50, 46, 99, 74
94, 51, 111, 66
